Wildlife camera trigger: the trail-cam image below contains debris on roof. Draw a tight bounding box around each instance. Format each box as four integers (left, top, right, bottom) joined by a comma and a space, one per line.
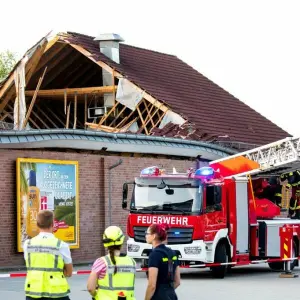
150, 122, 219, 142
0, 31, 290, 148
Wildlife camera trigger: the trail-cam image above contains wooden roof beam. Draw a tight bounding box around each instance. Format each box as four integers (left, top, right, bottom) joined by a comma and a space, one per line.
6, 103, 40, 129
31, 45, 72, 86
25, 86, 116, 97
61, 62, 89, 87
34, 42, 67, 76
66, 43, 170, 113
77, 68, 99, 87
41, 52, 81, 88
0, 38, 48, 113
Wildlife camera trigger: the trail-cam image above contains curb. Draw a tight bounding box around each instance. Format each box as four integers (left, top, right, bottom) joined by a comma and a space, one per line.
0, 262, 93, 273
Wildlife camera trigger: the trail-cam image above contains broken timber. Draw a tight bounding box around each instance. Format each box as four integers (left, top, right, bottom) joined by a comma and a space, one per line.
25, 86, 117, 97
0, 36, 185, 135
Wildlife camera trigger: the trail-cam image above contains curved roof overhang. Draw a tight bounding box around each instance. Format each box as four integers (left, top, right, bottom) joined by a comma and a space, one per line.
0, 129, 236, 161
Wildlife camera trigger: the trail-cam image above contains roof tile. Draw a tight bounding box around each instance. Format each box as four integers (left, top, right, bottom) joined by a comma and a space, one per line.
65, 32, 290, 146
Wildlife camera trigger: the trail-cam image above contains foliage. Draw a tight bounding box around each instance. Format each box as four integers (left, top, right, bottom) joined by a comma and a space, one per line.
0, 50, 17, 82
19, 162, 37, 194
63, 213, 76, 226
20, 167, 28, 194
54, 204, 76, 226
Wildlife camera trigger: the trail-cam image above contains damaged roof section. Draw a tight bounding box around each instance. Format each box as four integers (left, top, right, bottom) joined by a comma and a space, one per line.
0, 31, 290, 151
0, 32, 187, 141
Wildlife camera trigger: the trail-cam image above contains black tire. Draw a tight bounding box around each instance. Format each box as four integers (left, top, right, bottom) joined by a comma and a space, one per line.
268, 241, 297, 271
268, 261, 284, 271
211, 243, 228, 279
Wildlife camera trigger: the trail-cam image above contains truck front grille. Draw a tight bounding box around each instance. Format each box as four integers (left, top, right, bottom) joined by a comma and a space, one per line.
133, 226, 193, 244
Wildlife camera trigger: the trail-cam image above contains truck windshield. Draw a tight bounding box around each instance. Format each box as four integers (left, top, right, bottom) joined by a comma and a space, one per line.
131, 177, 202, 213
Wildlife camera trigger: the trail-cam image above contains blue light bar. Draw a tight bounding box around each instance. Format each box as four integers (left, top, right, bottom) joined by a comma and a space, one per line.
174, 231, 180, 235
195, 167, 214, 176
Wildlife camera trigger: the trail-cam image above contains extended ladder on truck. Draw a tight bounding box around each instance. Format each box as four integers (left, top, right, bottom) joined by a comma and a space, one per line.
126, 136, 300, 278
210, 136, 300, 178
209, 136, 300, 277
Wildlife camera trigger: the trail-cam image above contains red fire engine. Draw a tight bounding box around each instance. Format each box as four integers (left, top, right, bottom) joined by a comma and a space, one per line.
122, 136, 300, 278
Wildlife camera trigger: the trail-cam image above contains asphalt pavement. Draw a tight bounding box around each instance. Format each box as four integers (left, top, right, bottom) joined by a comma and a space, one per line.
1, 265, 300, 300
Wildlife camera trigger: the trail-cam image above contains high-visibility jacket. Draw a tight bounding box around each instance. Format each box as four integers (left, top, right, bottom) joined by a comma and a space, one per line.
24, 235, 70, 298
282, 171, 300, 189
95, 255, 136, 300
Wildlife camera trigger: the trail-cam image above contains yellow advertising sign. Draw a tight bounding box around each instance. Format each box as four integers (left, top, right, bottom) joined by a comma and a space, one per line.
16, 158, 79, 252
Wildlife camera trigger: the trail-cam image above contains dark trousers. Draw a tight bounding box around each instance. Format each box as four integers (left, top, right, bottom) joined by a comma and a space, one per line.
151, 284, 178, 300
26, 297, 70, 300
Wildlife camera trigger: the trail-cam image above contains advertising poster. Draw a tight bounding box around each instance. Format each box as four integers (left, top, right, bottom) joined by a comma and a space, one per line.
16, 158, 79, 252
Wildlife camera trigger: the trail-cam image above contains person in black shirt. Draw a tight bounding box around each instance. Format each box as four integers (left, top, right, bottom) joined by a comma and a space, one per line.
144, 223, 180, 300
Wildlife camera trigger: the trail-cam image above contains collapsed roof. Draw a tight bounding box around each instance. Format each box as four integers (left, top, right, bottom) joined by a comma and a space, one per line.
0, 32, 290, 151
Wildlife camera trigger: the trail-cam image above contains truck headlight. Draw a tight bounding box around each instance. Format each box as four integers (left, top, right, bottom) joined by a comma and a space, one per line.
184, 246, 201, 255
128, 244, 140, 252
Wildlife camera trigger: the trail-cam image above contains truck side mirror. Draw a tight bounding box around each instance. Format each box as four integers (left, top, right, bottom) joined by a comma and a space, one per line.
122, 183, 128, 209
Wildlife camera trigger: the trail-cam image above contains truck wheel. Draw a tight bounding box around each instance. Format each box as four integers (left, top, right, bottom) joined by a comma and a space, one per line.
268, 261, 284, 271
211, 243, 228, 279
268, 241, 297, 271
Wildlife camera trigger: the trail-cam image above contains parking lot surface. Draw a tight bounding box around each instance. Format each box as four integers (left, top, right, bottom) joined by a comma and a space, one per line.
1, 265, 299, 300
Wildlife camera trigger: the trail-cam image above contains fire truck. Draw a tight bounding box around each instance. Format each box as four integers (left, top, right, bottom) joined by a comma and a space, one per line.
122, 136, 300, 278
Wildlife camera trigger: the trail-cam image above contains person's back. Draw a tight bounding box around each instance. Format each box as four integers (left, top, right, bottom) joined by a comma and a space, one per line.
150, 244, 177, 286
23, 210, 73, 300
87, 226, 136, 300
144, 224, 180, 300
98, 254, 136, 299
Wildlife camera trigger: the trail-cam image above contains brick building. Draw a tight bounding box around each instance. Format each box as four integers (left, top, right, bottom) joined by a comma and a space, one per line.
0, 32, 289, 267
0, 130, 233, 267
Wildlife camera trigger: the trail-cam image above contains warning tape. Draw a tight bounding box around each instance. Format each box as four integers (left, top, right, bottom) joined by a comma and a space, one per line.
0, 256, 298, 278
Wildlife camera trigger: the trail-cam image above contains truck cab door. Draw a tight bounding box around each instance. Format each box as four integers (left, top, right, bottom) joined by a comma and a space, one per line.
203, 184, 226, 241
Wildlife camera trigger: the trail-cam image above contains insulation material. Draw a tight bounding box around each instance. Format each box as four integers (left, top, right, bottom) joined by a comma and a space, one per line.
119, 121, 139, 133
13, 56, 28, 130
126, 121, 139, 133
158, 110, 185, 129
116, 78, 143, 111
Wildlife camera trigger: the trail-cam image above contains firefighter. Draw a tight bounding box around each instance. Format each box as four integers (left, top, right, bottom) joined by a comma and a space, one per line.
23, 210, 73, 300
281, 170, 300, 189
288, 188, 300, 219
280, 172, 290, 185
144, 223, 180, 300
87, 226, 136, 300
274, 186, 283, 207
268, 176, 283, 207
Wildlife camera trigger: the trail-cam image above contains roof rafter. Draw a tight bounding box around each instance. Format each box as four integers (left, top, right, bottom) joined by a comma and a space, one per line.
25, 86, 116, 97
0, 38, 48, 113
64, 41, 170, 114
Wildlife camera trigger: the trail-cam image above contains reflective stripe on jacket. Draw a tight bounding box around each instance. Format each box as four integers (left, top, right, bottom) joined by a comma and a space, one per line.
95, 255, 136, 300
25, 235, 70, 298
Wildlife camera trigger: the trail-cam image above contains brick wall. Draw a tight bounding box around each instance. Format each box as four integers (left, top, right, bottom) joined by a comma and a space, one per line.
0, 149, 192, 267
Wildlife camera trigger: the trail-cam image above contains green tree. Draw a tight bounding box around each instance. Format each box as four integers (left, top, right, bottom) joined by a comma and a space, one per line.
0, 50, 17, 82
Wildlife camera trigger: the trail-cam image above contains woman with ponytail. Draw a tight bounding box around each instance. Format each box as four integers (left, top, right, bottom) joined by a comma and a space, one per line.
87, 226, 136, 300
144, 223, 180, 300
